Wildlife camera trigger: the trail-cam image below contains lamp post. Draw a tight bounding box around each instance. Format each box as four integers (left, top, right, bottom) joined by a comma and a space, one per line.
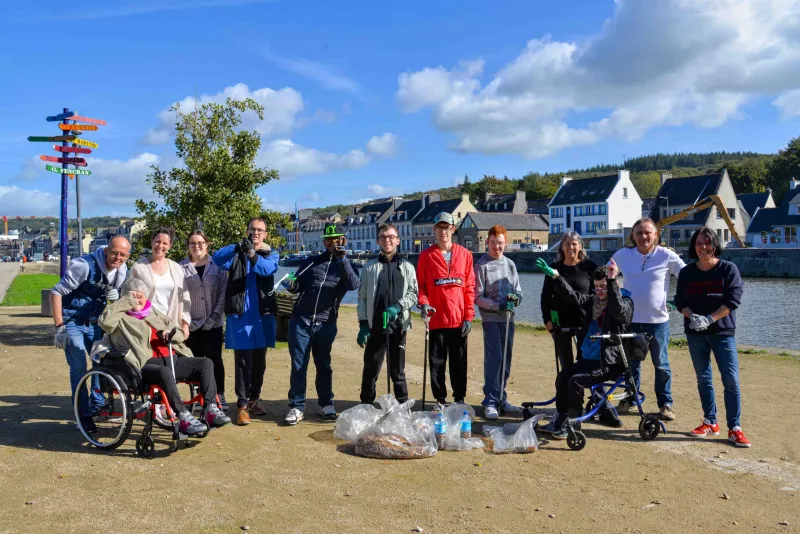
658, 195, 670, 247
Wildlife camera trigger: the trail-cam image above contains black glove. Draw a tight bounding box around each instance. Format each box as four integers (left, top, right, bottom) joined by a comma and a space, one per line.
240, 236, 254, 256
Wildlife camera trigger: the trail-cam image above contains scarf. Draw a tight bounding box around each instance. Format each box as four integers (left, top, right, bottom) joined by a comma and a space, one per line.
592, 297, 608, 321
126, 300, 153, 320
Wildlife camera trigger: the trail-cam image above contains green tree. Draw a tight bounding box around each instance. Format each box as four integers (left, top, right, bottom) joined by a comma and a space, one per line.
768, 136, 800, 202
134, 97, 286, 261
630, 171, 661, 198
472, 174, 517, 203
458, 174, 473, 198
725, 158, 770, 194
520, 171, 560, 200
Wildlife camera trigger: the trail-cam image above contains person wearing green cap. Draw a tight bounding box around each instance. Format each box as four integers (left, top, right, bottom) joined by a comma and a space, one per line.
356, 223, 418, 404
283, 222, 360, 425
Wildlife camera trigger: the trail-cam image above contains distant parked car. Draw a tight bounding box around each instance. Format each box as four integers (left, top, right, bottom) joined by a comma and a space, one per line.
1, 256, 11, 262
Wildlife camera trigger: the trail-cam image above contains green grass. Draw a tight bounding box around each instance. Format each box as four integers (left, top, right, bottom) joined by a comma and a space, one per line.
0, 273, 60, 306
668, 337, 688, 348
740, 347, 768, 355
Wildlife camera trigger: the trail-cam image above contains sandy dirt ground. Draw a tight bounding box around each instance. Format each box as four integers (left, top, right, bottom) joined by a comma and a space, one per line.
1, 304, 798, 533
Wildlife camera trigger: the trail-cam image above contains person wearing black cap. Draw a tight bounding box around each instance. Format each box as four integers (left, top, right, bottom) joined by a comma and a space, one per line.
283, 222, 360, 425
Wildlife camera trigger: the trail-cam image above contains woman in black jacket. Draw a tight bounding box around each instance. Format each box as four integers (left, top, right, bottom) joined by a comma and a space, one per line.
540, 232, 597, 370
536, 258, 643, 439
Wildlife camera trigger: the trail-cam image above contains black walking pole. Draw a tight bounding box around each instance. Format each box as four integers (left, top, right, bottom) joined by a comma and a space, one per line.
421, 318, 429, 411
383, 311, 391, 395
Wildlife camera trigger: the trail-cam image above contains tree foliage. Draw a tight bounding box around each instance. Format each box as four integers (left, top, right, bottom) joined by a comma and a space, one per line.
471, 175, 517, 203
134, 97, 286, 261
724, 158, 771, 195
768, 136, 800, 202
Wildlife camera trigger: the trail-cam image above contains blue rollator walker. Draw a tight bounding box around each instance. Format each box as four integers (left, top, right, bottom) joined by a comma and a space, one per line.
562, 333, 665, 451
521, 321, 580, 420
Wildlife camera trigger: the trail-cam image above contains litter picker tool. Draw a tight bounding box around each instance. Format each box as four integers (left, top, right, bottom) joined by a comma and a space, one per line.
268, 259, 316, 296
383, 311, 391, 395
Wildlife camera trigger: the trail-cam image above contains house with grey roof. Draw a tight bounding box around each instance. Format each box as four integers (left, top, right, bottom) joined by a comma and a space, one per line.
746, 179, 800, 247
412, 193, 476, 252
343, 198, 404, 252
650, 170, 747, 248
737, 190, 775, 219
547, 169, 642, 251
386, 195, 438, 253
475, 191, 527, 214
457, 212, 549, 252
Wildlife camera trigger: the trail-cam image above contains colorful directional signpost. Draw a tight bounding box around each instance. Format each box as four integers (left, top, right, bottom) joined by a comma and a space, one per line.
27, 108, 106, 276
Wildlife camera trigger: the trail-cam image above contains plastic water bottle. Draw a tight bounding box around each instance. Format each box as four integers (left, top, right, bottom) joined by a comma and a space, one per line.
460, 411, 472, 439
434, 412, 447, 450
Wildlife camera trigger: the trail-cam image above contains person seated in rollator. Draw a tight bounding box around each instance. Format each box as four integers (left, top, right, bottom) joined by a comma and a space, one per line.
98, 278, 231, 436
535, 258, 634, 438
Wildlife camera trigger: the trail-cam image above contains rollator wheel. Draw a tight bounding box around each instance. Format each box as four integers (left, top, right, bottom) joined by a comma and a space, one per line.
566, 430, 587, 451
136, 436, 154, 457
639, 415, 661, 440
75, 369, 134, 450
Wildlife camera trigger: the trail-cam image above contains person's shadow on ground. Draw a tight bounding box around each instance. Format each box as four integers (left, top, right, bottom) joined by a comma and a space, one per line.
0, 321, 53, 347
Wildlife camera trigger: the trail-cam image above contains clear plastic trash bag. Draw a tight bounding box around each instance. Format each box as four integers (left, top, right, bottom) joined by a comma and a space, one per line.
483, 414, 545, 454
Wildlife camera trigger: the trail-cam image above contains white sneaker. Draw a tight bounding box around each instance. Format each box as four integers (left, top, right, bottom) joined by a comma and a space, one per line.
484, 406, 499, 420
433, 402, 446, 413
284, 408, 304, 426
318, 404, 337, 420
502, 403, 522, 414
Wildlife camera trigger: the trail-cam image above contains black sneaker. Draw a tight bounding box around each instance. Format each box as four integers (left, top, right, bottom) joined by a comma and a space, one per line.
218, 393, 229, 411
79, 416, 98, 434
552, 421, 581, 440
598, 409, 623, 428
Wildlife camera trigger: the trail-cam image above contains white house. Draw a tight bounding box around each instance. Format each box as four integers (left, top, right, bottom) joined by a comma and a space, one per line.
547, 170, 642, 250
746, 179, 800, 248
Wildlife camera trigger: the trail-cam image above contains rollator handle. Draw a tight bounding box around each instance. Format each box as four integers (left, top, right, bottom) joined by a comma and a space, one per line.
589, 333, 639, 340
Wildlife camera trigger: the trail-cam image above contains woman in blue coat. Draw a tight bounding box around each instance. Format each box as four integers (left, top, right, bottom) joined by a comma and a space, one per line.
213, 218, 279, 426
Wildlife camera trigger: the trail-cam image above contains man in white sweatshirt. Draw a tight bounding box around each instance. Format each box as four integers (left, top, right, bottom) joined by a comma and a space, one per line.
611, 218, 685, 421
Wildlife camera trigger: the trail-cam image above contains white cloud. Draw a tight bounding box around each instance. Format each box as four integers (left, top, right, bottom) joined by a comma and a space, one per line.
365, 133, 398, 157
397, 0, 800, 159
0, 186, 60, 216
773, 89, 800, 118
264, 53, 360, 93
142, 83, 304, 145
257, 133, 397, 177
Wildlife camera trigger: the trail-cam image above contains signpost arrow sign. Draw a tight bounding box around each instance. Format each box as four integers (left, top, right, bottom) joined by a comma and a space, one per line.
72, 138, 98, 148
58, 124, 98, 131
68, 115, 106, 126
28, 135, 76, 142
54, 145, 92, 154
40, 155, 87, 166
45, 165, 91, 175
46, 111, 75, 122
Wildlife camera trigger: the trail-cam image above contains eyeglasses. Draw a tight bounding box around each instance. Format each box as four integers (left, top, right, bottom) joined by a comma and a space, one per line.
188, 241, 207, 248
434, 225, 452, 232
378, 235, 399, 241
248, 228, 267, 235
108, 250, 130, 258
595, 285, 608, 292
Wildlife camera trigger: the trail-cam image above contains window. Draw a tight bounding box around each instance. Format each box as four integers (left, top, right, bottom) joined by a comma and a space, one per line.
623, 187, 628, 199
727, 208, 736, 220
551, 223, 564, 233
716, 229, 722, 238
684, 230, 692, 239
724, 229, 730, 242
575, 206, 582, 216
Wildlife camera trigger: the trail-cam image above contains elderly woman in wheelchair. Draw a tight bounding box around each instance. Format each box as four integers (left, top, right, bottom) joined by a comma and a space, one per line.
534, 259, 663, 450
75, 278, 230, 454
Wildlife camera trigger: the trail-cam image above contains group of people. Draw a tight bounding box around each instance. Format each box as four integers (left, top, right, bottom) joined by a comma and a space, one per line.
51, 212, 750, 448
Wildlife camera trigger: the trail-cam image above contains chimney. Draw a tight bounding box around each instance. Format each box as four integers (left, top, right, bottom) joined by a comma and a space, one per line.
618, 169, 630, 182
560, 176, 572, 187
484, 191, 492, 202
462, 193, 471, 203
660, 172, 672, 185
791, 178, 799, 191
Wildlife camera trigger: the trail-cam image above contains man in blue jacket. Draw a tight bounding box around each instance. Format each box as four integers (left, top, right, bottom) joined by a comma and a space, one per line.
50, 236, 130, 432
284, 222, 360, 425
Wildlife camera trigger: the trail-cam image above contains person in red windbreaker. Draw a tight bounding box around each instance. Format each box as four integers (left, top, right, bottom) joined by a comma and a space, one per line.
416, 212, 475, 411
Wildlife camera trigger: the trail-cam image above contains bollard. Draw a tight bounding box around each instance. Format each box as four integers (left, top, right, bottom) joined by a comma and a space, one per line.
40, 288, 53, 317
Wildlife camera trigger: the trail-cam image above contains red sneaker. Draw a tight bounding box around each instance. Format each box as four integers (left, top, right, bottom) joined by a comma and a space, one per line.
728, 427, 752, 448
690, 419, 720, 437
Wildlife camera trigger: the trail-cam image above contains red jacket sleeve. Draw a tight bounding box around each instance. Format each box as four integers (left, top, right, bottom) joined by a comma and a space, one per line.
462, 248, 475, 321
416, 251, 429, 307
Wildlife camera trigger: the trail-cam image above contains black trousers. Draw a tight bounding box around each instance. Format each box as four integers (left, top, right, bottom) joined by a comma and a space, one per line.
234, 348, 267, 408
185, 326, 225, 393
141, 356, 217, 414
360, 327, 408, 404
554, 359, 623, 417
429, 327, 468, 403
552, 330, 580, 371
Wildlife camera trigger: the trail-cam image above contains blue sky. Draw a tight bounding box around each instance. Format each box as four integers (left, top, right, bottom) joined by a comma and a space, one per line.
2, 0, 800, 217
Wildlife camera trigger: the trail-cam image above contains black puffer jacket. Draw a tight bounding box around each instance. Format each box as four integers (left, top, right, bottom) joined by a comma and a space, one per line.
289, 250, 360, 323
553, 276, 648, 370
225, 247, 276, 316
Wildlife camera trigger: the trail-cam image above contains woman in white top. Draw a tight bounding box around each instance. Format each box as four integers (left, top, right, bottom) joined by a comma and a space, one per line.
130, 227, 192, 339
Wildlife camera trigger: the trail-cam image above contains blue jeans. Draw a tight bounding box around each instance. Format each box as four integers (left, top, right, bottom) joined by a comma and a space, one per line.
481, 321, 514, 408
630, 321, 672, 407
287, 319, 337, 411
64, 322, 104, 419
686, 334, 741, 429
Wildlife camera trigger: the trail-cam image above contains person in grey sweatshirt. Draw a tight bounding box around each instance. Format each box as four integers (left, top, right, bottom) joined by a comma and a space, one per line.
474, 225, 523, 420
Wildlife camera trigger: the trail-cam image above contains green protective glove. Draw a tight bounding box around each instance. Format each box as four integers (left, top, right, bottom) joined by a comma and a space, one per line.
550, 310, 561, 327
500, 300, 516, 313
535, 258, 557, 278
385, 305, 400, 323
357, 325, 371, 348
461, 320, 472, 337
286, 270, 297, 282
666, 300, 677, 312
506, 293, 520, 306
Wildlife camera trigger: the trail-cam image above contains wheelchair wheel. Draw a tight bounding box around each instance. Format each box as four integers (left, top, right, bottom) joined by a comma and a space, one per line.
136, 435, 154, 457
74, 369, 133, 450
639, 415, 661, 440
566, 430, 587, 451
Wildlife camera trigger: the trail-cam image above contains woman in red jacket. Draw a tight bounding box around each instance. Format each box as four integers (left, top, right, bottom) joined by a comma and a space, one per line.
416, 212, 475, 411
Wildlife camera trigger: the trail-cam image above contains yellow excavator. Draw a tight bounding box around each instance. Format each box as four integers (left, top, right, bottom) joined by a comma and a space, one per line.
655, 194, 746, 248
